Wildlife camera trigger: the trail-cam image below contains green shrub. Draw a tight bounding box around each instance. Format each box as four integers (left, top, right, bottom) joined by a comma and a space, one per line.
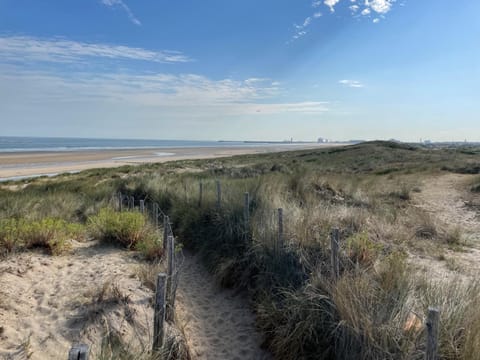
20, 218, 83, 254
346, 231, 383, 267
0, 217, 84, 255
87, 208, 162, 258
0, 218, 21, 254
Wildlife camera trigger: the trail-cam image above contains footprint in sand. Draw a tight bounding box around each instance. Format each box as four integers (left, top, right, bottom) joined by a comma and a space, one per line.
176, 253, 271, 360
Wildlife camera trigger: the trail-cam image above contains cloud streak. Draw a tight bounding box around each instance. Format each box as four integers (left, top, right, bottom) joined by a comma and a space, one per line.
0, 35, 192, 64
339, 79, 364, 88
0, 65, 329, 116
101, 0, 141, 26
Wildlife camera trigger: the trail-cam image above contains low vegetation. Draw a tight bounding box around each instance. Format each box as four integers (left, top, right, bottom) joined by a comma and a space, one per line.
1, 141, 480, 359
87, 208, 163, 259
0, 217, 84, 255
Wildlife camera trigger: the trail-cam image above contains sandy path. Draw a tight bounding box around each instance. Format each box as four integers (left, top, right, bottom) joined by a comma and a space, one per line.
0, 241, 153, 359
412, 173, 480, 278
176, 254, 270, 360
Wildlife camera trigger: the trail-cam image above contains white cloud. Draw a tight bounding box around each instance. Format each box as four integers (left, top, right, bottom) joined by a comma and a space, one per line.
373, 18, 380, 23
365, 0, 395, 14
350, 4, 360, 12
312, 1, 322, 8
0, 35, 192, 64
324, 0, 341, 12
313, 12, 323, 18
0, 65, 328, 116
101, 0, 141, 26
339, 79, 364, 88
361, 8, 371, 15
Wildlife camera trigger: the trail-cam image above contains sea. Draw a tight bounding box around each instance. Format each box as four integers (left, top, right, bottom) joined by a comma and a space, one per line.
0, 136, 254, 152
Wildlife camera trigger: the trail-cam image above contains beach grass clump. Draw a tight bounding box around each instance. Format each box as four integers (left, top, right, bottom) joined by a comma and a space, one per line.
0, 218, 22, 254
87, 208, 162, 258
0, 217, 84, 255
20, 218, 84, 254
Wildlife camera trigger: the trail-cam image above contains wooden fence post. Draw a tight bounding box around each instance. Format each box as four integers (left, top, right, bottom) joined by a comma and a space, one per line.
277, 208, 283, 251
163, 215, 169, 253
139, 200, 145, 214
199, 182, 203, 207
216, 180, 221, 209
166, 235, 175, 322
426, 307, 440, 360
331, 228, 340, 281
130, 196, 134, 210
68, 344, 89, 360
152, 273, 167, 353
154, 203, 159, 229
244, 192, 250, 240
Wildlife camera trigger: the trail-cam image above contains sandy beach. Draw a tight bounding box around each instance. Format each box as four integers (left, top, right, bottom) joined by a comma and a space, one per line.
0, 144, 339, 181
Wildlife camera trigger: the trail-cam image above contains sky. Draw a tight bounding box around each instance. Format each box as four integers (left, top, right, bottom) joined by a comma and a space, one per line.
0, 0, 479, 142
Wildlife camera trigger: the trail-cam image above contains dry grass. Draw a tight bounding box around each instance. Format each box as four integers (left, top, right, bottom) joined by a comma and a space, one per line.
2, 141, 480, 358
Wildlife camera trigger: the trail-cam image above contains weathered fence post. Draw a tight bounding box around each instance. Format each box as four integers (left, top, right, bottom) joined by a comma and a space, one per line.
277, 208, 283, 251
426, 307, 440, 360
68, 344, 89, 360
154, 203, 159, 229
199, 182, 203, 207
130, 196, 134, 210
244, 192, 250, 240
163, 215, 169, 253
152, 273, 167, 353
331, 228, 340, 281
139, 200, 145, 214
216, 180, 221, 209
166, 235, 176, 322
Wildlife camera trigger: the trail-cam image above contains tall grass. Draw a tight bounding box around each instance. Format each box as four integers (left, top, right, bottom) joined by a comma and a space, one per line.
2, 142, 480, 358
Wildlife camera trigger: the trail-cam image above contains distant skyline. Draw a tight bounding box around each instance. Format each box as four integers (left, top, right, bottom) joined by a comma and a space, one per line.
0, 1, 479, 142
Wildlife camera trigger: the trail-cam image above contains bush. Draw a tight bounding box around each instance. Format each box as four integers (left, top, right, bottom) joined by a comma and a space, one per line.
0, 217, 84, 255
346, 231, 382, 267
21, 218, 83, 254
87, 208, 162, 258
0, 219, 21, 254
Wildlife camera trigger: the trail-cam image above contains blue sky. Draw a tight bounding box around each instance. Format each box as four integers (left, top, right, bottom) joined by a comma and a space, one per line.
0, 0, 479, 141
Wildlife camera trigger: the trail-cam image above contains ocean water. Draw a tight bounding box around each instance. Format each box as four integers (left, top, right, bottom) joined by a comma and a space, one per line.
0, 136, 249, 152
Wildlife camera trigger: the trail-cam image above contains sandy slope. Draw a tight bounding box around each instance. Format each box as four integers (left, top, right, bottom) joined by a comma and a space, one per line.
411, 173, 480, 279
0, 240, 271, 360
176, 254, 270, 360
0, 240, 153, 359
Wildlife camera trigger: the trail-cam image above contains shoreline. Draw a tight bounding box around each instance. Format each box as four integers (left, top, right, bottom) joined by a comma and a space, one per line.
0, 143, 342, 181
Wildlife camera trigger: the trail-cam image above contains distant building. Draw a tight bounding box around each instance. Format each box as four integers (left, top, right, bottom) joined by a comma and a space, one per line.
317, 137, 328, 143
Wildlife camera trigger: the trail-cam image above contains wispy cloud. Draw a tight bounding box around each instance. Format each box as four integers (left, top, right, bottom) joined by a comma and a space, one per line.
0, 35, 192, 64
0, 65, 328, 115
339, 79, 364, 88
101, 0, 141, 26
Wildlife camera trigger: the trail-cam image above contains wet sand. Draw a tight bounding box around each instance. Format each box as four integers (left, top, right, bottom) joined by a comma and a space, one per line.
0, 144, 339, 181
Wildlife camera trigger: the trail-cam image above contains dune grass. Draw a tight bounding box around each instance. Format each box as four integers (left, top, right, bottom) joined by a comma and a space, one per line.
1, 141, 480, 358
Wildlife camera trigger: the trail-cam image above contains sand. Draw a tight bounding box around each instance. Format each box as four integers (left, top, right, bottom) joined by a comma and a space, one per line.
0, 144, 337, 181
0, 240, 154, 359
176, 254, 270, 360
410, 173, 480, 280
0, 239, 271, 359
